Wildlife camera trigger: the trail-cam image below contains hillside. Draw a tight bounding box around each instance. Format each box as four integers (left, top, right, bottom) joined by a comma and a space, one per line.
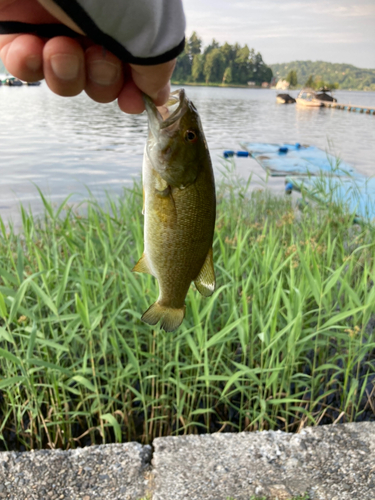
270, 60, 375, 91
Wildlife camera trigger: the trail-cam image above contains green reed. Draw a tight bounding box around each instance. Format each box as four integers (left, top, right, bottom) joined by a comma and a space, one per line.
0, 164, 374, 450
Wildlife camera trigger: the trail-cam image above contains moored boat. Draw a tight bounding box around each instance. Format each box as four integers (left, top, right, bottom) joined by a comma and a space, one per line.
315, 87, 337, 103
276, 93, 296, 104
296, 88, 323, 107
2, 77, 23, 86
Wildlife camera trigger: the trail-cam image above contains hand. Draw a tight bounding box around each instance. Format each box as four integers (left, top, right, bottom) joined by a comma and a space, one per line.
0, 0, 175, 113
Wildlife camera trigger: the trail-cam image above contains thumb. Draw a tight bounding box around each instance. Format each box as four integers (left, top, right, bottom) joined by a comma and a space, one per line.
130, 59, 176, 106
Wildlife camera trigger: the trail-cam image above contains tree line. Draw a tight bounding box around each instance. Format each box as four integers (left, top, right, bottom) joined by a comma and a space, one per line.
172, 32, 273, 86
284, 70, 339, 90
271, 60, 375, 91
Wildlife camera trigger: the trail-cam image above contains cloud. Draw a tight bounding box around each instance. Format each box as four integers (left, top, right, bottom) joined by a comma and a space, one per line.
183, 0, 375, 67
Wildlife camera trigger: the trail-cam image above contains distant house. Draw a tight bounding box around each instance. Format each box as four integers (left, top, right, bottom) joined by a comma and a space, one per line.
247, 81, 256, 87
276, 79, 290, 90
261, 82, 269, 88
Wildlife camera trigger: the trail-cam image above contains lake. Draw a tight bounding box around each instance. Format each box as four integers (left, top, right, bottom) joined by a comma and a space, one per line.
0, 83, 374, 227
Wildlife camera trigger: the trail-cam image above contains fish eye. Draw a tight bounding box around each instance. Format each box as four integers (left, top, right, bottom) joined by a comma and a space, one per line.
185, 130, 197, 143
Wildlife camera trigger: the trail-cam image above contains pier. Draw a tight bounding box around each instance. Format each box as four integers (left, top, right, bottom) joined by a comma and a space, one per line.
322, 101, 375, 114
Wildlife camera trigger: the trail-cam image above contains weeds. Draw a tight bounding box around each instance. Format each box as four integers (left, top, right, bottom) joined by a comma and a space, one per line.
0, 165, 374, 451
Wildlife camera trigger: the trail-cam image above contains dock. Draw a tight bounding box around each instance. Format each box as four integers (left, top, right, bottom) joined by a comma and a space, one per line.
322, 101, 375, 114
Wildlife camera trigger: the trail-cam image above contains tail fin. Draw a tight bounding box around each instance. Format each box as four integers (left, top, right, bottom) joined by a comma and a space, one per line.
141, 302, 185, 332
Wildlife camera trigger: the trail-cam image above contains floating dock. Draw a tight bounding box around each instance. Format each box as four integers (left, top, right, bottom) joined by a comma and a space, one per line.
321, 102, 375, 115
238, 142, 375, 222
239, 142, 357, 177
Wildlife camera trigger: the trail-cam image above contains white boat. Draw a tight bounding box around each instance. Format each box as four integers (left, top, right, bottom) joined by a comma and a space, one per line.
296, 88, 337, 107
296, 88, 324, 107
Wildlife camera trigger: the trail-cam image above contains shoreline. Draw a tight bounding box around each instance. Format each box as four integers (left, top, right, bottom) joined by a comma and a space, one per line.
171, 81, 373, 92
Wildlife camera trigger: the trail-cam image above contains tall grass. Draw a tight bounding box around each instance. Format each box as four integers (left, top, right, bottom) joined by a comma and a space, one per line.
0, 164, 374, 451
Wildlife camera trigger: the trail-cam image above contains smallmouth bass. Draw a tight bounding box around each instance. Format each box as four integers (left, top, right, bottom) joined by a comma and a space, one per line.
132, 89, 216, 332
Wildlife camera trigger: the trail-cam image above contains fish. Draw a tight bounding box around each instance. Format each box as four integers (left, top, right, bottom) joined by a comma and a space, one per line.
132, 89, 216, 332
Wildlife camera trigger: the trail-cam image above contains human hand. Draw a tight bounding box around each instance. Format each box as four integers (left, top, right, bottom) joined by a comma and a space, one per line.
0, 0, 176, 113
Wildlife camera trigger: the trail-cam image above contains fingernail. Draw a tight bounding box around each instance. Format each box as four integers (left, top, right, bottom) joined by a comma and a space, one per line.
26, 54, 42, 72
50, 54, 79, 80
88, 60, 120, 85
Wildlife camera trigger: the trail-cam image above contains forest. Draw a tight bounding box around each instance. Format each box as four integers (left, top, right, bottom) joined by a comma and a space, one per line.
270, 60, 375, 91
172, 32, 273, 86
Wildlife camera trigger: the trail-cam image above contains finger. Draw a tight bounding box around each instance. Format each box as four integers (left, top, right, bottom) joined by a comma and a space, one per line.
0, 34, 44, 82
117, 75, 145, 114
43, 36, 85, 96
0, 0, 57, 24
130, 60, 176, 105
84, 46, 124, 104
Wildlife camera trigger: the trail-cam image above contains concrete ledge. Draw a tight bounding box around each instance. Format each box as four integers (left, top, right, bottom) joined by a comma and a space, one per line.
1, 423, 374, 499
152, 422, 375, 500
0, 442, 151, 500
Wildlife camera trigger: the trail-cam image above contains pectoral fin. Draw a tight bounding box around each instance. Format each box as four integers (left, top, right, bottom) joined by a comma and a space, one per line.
132, 253, 153, 275
194, 247, 215, 297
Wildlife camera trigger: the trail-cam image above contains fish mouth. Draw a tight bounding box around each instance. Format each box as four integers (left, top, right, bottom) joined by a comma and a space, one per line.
143, 89, 187, 135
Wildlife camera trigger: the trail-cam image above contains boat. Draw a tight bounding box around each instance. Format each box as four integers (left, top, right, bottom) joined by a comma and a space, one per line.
296, 87, 337, 107
296, 88, 324, 107
2, 77, 23, 86
315, 87, 337, 102
276, 93, 296, 104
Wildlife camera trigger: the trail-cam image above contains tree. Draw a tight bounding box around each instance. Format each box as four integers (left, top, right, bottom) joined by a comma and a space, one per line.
222, 66, 232, 84
173, 42, 192, 81
203, 39, 220, 57
192, 54, 204, 82
253, 51, 273, 84
232, 45, 253, 84
220, 42, 235, 67
305, 74, 315, 88
286, 70, 297, 87
203, 48, 225, 83
187, 32, 202, 57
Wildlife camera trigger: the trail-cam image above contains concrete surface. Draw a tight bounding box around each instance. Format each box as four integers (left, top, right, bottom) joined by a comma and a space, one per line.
0, 442, 151, 500
0, 423, 374, 499
153, 422, 375, 500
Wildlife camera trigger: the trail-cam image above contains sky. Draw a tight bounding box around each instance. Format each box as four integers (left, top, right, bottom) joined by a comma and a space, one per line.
183, 0, 375, 69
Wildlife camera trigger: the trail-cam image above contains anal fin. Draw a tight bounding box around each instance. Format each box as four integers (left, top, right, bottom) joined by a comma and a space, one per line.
194, 247, 215, 297
132, 253, 152, 275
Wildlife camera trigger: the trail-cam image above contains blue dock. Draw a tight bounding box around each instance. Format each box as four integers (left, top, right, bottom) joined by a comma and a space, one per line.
237, 142, 375, 222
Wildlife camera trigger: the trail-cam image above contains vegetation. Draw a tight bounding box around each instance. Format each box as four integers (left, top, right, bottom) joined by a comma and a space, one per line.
0, 164, 374, 452
172, 32, 273, 86
270, 60, 375, 91
286, 70, 298, 88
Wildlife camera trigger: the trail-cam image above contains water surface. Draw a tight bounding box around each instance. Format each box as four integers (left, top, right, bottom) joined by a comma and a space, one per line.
0, 83, 374, 226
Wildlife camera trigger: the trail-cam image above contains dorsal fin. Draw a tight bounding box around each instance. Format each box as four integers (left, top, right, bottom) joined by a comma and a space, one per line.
194, 248, 215, 297
132, 253, 153, 275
